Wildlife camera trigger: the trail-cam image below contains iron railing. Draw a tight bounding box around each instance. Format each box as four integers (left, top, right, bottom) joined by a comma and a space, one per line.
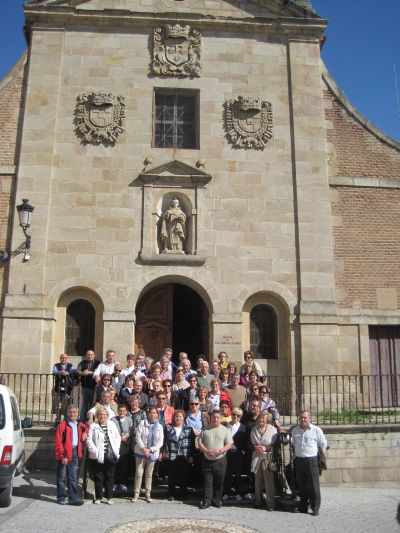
0, 373, 399, 426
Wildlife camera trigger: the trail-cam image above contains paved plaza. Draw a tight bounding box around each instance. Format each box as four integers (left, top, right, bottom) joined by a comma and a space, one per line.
0, 470, 398, 533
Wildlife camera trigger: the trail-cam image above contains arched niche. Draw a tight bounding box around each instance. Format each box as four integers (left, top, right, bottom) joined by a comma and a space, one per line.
155, 193, 193, 255
55, 287, 104, 365
242, 291, 291, 377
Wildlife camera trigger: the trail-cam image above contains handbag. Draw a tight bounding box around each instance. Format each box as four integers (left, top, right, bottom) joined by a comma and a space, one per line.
106, 445, 118, 464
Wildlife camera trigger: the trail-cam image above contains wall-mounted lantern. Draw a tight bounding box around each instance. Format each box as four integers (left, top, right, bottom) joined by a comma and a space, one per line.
0, 199, 35, 262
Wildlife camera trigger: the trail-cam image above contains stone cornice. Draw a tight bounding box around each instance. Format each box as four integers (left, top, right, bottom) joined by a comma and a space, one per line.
329, 176, 400, 189
24, 6, 327, 38
323, 66, 400, 151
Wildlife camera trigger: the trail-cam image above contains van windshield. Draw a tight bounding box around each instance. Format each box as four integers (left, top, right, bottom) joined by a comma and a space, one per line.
0, 395, 5, 429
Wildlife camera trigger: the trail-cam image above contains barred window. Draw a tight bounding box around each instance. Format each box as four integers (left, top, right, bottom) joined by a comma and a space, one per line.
154, 91, 198, 149
250, 304, 278, 359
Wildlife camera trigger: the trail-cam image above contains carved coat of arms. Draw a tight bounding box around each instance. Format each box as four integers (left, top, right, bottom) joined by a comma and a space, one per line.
75, 92, 125, 144
225, 96, 273, 149
152, 24, 201, 77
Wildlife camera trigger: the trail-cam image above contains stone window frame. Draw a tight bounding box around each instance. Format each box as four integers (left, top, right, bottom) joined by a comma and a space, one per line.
152, 88, 200, 149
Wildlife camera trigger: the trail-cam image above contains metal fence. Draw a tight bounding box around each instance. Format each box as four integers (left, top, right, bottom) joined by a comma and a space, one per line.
0, 372, 399, 426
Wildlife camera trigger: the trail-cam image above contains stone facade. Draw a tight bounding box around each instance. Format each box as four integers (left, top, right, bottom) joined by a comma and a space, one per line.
0, 0, 399, 382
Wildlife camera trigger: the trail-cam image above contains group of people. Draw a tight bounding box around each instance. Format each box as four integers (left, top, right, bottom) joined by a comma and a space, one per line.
54, 348, 327, 516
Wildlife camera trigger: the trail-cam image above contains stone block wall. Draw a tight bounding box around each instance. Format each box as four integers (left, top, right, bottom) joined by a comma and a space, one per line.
321, 427, 400, 488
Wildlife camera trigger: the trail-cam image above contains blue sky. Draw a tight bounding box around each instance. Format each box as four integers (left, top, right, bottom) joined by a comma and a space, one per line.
0, 0, 399, 140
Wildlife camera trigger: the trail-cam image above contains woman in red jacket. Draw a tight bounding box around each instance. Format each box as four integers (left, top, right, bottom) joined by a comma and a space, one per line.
54, 404, 88, 505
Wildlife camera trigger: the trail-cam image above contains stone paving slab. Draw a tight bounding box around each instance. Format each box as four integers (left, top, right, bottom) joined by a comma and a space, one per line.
0, 470, 398, 533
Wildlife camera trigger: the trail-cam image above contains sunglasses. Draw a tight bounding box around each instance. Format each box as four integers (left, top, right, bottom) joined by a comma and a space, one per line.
164, 384, 172, 388
103, 378, 111, 382
190, 403, 199, 406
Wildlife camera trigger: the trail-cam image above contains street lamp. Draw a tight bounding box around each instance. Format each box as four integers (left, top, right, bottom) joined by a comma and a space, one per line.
0, 199, 35, 262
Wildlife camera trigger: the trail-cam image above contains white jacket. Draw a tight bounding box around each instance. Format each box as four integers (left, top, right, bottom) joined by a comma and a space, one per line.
134, 419, 164, 460
87, 421, 121, 463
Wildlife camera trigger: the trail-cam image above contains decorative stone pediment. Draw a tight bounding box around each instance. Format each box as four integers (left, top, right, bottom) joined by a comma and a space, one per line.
136, 160, 212, 187
134, 160, 210, 266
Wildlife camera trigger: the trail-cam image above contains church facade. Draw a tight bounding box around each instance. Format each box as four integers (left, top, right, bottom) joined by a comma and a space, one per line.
0, 0, 399, 391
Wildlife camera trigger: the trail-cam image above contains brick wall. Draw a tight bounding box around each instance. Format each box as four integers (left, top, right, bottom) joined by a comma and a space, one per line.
324, 82, 400, 180
0, 54, 26, 305
0, 53, 26, 165
331, 186, 400, 309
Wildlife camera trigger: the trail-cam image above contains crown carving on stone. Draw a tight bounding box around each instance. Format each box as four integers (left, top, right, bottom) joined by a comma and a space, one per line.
224, 96, 273, 150
165, 24, 190, 40
237, 96, 262, 111
90, 93, 114, 106
152, 24, 201, 78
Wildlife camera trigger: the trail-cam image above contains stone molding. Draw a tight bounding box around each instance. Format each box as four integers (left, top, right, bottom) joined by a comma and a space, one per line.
330, 176, 400, 189
138, 253, 206, 266
0, 166, 16, 175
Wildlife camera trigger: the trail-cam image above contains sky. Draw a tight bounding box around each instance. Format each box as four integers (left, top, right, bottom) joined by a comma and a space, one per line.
0, 0, 399, 141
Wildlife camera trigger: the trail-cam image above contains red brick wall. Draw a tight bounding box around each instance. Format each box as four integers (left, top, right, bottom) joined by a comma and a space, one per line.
324, 84, 400, 180
0, 54, 26, 301
0, 53, 26, 166
332, 186, 400, 309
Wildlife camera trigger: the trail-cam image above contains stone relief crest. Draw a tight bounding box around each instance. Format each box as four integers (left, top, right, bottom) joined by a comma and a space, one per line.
152, 24, 201, 77
225, 96, 273, 149
75, 92, 125, 144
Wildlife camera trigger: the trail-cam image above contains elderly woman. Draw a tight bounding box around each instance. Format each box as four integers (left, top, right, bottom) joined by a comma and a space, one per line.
132, 407, 164, 503
198, 386, 213, 414
87, 406, 121, 505
250, 411, 277, 511
164, 410, 195, 501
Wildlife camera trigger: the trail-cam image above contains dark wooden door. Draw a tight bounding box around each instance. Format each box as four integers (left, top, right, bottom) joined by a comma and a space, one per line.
135, 285, 173, 358
369, 326, 400, 407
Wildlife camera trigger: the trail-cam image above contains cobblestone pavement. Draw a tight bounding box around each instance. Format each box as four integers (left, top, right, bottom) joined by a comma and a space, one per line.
0, 470, 398, 533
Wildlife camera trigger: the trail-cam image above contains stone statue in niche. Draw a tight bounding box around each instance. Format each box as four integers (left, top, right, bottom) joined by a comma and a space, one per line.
225, 96, 273, 149
75, 92, 125, 144
152, 24, 201, 77
160, 199, 186, 254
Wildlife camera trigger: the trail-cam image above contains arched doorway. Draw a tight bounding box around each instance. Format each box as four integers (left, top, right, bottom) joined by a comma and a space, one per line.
135, 283, 209, 364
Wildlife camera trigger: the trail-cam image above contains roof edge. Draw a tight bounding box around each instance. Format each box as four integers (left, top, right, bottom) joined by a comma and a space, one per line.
322, 65, 400, 151
0, 52, 28, 92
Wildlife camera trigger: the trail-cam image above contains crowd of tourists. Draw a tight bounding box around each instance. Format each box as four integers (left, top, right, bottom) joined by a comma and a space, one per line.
53, 348, 327, 515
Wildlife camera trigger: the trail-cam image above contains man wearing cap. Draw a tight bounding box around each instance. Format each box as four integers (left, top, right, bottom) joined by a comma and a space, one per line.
291, 410, 327, 516
198, 410, 232, 509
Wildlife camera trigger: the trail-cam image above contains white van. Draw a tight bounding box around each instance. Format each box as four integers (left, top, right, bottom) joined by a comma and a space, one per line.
0, 384, 31, 507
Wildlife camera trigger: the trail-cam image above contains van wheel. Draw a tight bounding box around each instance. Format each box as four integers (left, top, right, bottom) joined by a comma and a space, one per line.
0, 480, 13, 507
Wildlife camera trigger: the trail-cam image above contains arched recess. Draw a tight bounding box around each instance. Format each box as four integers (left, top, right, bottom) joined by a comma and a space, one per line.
55, 287, 104, 364
242, 292, 291, 377
135, 276, 213, 364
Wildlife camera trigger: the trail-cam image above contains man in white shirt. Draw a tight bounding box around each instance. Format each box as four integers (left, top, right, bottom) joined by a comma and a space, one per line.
93, 350, 118, 383
291, 410, 327, 516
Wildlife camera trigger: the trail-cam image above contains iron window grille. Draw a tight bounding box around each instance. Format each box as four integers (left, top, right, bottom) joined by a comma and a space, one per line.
153, 91, 198, 149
